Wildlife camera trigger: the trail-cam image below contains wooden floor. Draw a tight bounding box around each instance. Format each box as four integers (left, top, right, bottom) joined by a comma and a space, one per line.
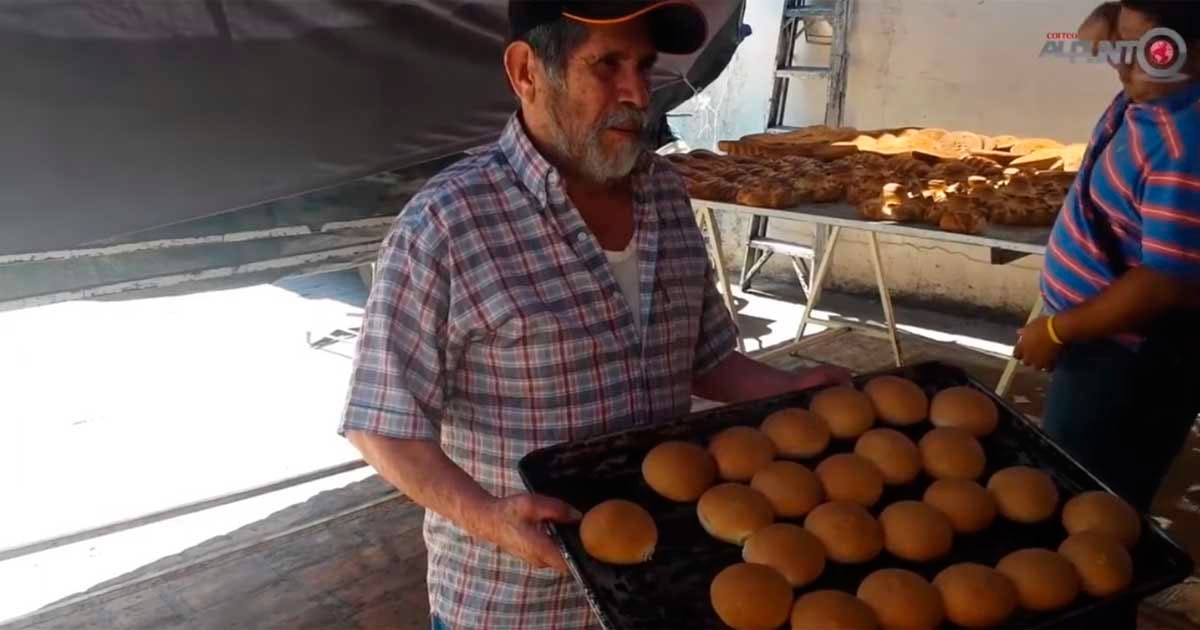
5, 329, 1198, 630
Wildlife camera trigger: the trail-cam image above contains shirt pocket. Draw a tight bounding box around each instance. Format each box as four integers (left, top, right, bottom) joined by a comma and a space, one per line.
464, 308, 634, 443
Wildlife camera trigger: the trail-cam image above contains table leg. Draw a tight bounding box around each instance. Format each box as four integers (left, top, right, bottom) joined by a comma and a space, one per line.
794, 225, 842, 343
698, 206, 745, 353
996, 296, 1044, 397
868, 232, 903, 367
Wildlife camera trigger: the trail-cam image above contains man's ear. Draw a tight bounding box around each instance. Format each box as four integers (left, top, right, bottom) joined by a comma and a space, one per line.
504, 41, 537, 104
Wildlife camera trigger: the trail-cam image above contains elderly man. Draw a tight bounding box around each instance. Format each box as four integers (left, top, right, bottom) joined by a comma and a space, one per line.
1015, 0, 1200, 512
340, 2, 847, 628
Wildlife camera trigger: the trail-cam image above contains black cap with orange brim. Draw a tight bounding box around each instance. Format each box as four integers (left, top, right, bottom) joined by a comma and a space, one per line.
509, 1, 709, 55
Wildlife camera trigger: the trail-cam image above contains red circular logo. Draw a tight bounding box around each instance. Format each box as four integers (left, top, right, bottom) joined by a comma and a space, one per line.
1149, 38, 1177, 67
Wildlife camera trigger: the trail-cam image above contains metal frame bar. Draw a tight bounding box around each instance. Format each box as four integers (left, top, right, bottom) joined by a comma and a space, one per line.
868, 232, 903, 366
696, 206, 745, 353
0, 460, 369, 563
697, 199, 1051, 378
996, 297, 1044, 397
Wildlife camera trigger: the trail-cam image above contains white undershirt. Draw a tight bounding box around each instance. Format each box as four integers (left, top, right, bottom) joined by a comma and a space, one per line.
604, 241, 641, 337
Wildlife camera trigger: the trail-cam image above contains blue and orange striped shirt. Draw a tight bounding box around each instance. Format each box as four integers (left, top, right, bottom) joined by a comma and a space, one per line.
1042, 82, 1200, 340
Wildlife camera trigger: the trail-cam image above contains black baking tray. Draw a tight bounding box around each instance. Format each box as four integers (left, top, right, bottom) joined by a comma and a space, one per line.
518, 361, 1194, 630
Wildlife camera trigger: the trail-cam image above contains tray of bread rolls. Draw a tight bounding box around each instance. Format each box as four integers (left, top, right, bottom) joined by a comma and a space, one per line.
518, 361, 1193, 630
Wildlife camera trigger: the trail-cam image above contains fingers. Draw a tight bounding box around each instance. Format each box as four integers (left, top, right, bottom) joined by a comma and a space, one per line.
527, 525, 569, 572
512, 494, 582, 523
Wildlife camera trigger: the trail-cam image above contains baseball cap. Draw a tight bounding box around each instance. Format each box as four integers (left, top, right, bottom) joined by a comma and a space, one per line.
509, 1, 709, 55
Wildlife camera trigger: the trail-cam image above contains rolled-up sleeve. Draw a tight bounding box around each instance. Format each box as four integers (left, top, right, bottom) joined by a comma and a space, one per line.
692, 257, 740, 376
340, 204, 449, 440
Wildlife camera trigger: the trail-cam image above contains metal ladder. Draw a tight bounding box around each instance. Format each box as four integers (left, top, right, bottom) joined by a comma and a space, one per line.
739, 0, 851, 295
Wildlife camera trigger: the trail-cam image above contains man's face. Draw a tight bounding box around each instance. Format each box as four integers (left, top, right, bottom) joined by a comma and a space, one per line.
536, 19, 657, 184
1114, 6, 1186, 102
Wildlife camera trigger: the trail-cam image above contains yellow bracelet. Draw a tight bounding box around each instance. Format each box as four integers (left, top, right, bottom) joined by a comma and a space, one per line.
1046, 315, 1064, 345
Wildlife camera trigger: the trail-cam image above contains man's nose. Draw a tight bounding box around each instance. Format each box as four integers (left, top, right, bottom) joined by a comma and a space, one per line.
617, 70, 650, 111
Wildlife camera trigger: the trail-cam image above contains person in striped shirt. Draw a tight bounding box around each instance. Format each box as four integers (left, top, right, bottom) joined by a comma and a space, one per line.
1014, 1, 1200, 510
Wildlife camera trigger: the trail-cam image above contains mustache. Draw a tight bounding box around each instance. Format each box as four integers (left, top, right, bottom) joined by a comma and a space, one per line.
599, 107, 648, 133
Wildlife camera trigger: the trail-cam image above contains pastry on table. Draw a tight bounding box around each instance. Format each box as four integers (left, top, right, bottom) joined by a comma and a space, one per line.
797, 175, 846, 203
928, 159, 973, 182
736, 178, 801, 209
1009, 137, 1065, 156
1059, 143, 1087, 172
848, 178, 888, 204
961, 155, 1004, 176
991, 134, 1020, 149
916, 127, 950, 141
687, 177, 738, 202
935, 131, 987, 155
938, 204, 988, 235
1011, 147, 1066, 171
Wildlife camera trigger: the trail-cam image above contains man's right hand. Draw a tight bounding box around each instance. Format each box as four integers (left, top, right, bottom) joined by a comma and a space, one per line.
478, 494, 581, 573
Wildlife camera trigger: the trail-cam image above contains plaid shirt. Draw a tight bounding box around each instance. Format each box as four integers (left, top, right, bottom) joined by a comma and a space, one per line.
341, 115, 738, 629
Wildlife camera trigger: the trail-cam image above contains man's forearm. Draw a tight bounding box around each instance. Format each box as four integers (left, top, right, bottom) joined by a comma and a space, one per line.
692, 352, 808, 403
1054, 267, 1194, 343
346, 431, 494, 537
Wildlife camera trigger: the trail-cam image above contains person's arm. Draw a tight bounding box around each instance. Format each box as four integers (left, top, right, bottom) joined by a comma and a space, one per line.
341, 200, 575, 572
346, 433, 577, 571
1055, 266, 1196, 339
1017, 154, 1200, 369
692, 351, 850, 404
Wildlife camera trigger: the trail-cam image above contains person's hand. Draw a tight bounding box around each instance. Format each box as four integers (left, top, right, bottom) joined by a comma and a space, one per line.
1014, 316, 1063, 371
478, 493, 580, 573
793, 364, 853, 390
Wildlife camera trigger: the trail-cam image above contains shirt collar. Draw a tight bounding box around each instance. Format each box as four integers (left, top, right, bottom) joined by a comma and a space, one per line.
1124, 81, 1200, 113
499, 113, 557, 208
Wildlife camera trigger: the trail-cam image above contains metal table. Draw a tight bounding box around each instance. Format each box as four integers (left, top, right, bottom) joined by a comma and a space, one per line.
692, 200, 1049, 396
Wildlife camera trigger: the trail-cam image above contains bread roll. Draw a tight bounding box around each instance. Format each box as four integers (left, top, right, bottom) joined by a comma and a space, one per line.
642, 441, 717, 502
816, 453, 885, 507
710, 563, 793, 630
919, 427, 986, 480
858, 568, 944, 630
580, 500, 657, 565
923, 478, 997, 533
697, 483, 774, 544
863, 376, 928, 425
751, 460, 824, 518
1062, 491, 1141, 548
804, 501, 883, 564
810, 386, 876, 438
742, 523, 826, 587
708, 426, 776, 481
1058, 532, 1134, 597
934, 563, 1018, 628
879, 500, 954, 562
988, 466, 1059, 523
996, 548, 1081, 612
929, 386, 999, 437
760, 408, 831, 458
854, 428, 921, 485
791, 590, 880, 630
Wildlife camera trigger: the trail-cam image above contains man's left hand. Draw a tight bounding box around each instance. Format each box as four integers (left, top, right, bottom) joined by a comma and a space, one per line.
1014, 316, 1063, 371
793, 365, 853, 391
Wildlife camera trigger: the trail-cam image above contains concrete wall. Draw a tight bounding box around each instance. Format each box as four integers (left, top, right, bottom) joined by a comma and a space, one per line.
671, 0, 786, 150
673, 0, 1123, 317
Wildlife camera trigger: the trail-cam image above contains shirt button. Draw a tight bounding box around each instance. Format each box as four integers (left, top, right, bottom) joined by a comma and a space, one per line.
576, 232, 587, 243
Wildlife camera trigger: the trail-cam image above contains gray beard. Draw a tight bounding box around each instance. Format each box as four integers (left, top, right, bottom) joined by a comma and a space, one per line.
545, 92, 646, 185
